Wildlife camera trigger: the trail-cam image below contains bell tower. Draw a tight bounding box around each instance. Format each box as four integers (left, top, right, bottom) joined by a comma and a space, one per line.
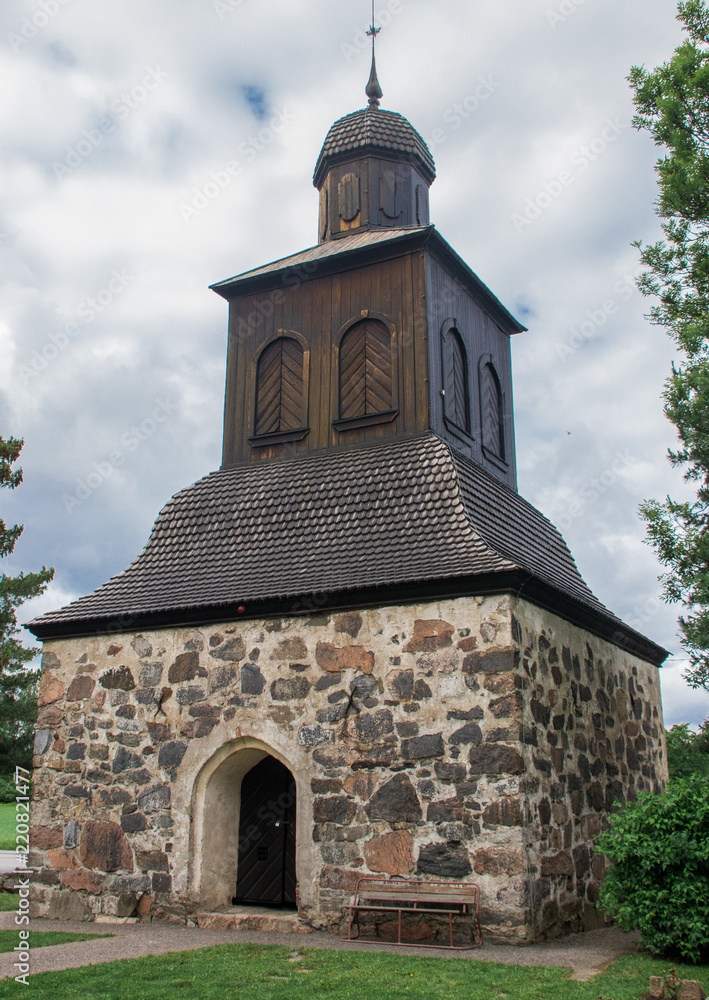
213, 58, 525, 488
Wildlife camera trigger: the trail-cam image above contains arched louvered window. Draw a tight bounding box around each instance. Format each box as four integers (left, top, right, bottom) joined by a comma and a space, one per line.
339, 319, 393, 420
254, 337, 305, 436
442, 327, 470, 434
480, 360, 505, 460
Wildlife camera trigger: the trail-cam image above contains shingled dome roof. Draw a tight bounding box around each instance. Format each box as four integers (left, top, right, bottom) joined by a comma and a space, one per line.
313, 106, 436, 188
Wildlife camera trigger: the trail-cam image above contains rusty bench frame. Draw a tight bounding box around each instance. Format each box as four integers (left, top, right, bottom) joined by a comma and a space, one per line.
343, 876, 483, 950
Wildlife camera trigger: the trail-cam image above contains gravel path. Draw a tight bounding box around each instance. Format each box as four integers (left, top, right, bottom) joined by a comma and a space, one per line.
0, 913, 640, 983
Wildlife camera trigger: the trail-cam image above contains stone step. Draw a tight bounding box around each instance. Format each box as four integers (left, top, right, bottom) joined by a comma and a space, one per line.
194, 906, 313, 934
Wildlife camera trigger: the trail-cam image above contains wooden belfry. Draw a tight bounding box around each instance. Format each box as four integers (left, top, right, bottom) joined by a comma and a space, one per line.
28, 17, 667, 942
213, 40, 523, 493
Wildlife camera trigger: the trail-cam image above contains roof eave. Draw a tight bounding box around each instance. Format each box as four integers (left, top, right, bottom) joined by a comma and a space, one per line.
209, 227, 435, 300
28, 570, 669, 667
313, 144, 436, 189
425, 230, 527, 336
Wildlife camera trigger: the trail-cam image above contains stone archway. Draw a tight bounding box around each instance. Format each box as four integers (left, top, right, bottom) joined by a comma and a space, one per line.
189, 738, 299, 910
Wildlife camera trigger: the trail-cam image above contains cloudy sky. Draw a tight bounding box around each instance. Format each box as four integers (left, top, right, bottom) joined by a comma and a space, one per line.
2, 0, 708, 727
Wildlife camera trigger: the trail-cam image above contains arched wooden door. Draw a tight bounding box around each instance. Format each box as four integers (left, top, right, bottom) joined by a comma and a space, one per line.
233, 756, 297, 909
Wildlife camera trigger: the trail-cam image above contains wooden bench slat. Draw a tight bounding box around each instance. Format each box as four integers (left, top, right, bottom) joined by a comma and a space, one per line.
357, 879, 477, 899
356, 892, 476, 906
348, 905, 462, 915
342, 877, 483, 951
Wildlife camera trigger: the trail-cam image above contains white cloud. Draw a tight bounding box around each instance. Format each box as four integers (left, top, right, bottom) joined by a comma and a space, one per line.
1, 0, 705, 724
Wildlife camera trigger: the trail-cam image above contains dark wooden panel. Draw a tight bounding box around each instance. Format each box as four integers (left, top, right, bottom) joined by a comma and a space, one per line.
234, 756, 296, 908
412, 251, 429, 435
339, 322, 366, 418
338, 172, 361, 223
223, 250, 424, 465
340, 320, 392, 419
481, 362, 504, 459
319, 184, 329, 243
379, 169, 402, 220
255, 338, 305, 435
425, 253, 517, 489
443, 328, 470, 433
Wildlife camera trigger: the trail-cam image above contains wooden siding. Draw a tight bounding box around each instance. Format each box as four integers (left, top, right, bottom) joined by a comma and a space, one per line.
319, 157, 431, 242
425, 254, 517, 491
222, 250, 429, 465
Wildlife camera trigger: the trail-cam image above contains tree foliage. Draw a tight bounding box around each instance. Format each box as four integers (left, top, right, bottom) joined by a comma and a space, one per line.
0, 437, 53, 773
631, 1, 709, 689
665, 721, 709, 777
596, 775, 709, 963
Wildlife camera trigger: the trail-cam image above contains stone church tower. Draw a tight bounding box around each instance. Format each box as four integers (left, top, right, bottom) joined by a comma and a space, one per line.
28, 59, 668, 942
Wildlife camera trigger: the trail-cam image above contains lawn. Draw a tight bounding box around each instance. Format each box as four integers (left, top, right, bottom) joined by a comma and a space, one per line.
0, 895, 19, 913
0, 931, 110, 953
0, 804, 18, 851
0, 943, 705, 1000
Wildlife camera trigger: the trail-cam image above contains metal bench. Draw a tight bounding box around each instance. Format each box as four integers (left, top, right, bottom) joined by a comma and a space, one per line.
343, 876, 483, 950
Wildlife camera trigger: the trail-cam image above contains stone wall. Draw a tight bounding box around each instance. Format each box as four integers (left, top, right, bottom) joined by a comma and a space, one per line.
512, 601, 667, 937
29, 595, 666, 939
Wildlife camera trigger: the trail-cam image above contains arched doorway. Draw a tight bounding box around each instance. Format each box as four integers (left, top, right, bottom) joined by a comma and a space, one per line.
190, 739, 303, 912
233, 756, 297, 908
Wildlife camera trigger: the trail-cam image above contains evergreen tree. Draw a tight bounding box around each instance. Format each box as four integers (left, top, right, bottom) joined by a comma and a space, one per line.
665, 721, 709, 777
631, 1, 709, 689
0, 437, 53, 773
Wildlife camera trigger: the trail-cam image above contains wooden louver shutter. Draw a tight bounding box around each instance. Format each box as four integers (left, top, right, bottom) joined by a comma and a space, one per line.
339, 320, 393, 420
442, 329, 470, 432
416, 184, 429, 226
481, 362, 504, 458
380, 169, 402, 219
255, 337, 304, 435
338, 173, 360, 223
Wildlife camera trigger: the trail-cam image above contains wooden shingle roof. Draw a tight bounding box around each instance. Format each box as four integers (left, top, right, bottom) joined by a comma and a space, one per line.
28, 434, 667, 665
313, 106, 436, 188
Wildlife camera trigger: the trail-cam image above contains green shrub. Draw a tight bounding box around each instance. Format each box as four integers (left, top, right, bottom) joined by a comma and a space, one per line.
666, 722, 709, 779
0, 777, 20, 804
596, 775, 709, 963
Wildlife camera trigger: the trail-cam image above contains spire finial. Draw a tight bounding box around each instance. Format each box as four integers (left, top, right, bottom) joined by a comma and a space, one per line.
365, 1, 383, 108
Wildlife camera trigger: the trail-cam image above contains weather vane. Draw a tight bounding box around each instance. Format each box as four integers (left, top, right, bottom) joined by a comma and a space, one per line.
366, 0, 381, 44
365, 0, 384, 108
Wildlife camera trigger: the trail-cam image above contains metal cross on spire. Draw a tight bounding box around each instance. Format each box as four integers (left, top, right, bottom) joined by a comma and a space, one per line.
365, 0, 384, 108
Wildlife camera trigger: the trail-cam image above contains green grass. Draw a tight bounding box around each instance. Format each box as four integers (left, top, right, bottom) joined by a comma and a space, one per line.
0, 803, 19, 851
0, 894, 19, 912
0, 943, 706, 999
0, 931, 110, 953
